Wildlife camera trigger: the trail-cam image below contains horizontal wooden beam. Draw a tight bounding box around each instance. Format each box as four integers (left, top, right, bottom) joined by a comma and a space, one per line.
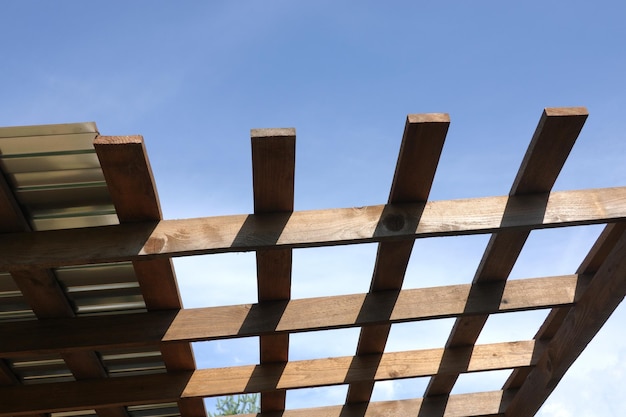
0, 372, 190, 416
0, 274, 587, 357
0, 342, 537, 415
183, 340, 541, 397
0, 386, 512, 417
1, 187, 625, 270
240, 390, 513, 417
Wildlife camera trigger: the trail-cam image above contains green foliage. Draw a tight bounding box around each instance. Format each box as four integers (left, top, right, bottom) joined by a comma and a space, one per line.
208, 394, 260, 416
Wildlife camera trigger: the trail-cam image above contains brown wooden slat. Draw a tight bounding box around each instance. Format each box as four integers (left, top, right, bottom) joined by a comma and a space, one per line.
0, 383, 511, 417
93, 135, 162, 221
504, 226, 626, 416
1, 186, 624, 271
0, 372, 190, 416
240, 390, 514, 417
424, 107, 588, 397
510, 107, 588, 195
184, 340, 541, 397
251, 128, 296, 412
251, 128, 295, 214
62, 351, 107, 379
0, 340, 538, 415
95, 136, 183, 309
95, 135, 205, 417
348, 113, 449, 402
0, 274, 587, 357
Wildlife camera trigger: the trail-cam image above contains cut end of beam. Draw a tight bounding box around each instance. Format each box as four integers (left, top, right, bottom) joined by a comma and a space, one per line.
407, 113, 450, 124
544, 107, 589, 117
251, 128, 296, 138
94, 135, 144, 145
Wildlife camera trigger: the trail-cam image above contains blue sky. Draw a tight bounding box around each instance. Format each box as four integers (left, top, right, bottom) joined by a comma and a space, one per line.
2, 1, 625, 415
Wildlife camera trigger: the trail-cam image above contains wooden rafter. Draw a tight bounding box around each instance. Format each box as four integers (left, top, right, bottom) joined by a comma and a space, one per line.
251, 128, 296, 412
95, 135, 206, 417
348, 113, 449, 403
425, 107, 588, 397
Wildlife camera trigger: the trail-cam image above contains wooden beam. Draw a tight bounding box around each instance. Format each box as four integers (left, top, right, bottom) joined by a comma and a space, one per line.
0, 341, 539, 415
425, 107, 588, 397
504, 227, 626, 416
240, 390, 513, 417
95, 135, 183, 310
251, 128, 295, 412
251, 128, 295, 213
185, 340, 541, 397
348, 113, 449, 402
387, 113, 450, 204
509, 107, 588, 195
95, 135, 204, 417
0, 391, 514, 417
1, 186, 624, 271
0, 372, 190, 416
0, 274, 585, 357
94, 135, 162, 221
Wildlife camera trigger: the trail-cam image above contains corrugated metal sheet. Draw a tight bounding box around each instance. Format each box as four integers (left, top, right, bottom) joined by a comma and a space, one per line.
0, 122, 117, 231
0, 122, 176, 417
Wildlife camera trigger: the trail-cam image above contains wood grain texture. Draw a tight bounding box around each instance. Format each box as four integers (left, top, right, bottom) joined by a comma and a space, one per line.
1, 186, 624, 271
348, 113, 449, 403
182, 340, 541, 398
251, 128, 295, 213
238, 390, 513, 417
388, 113, 449, 204
510, 107, 587, 195
94, 135, 162, 221
96, 134, 204, 416
252, 129, 295, 412
504, 228, 626, 417
0, 383, 511, 417
425, 107, 588, 397
0, 274, 585, 357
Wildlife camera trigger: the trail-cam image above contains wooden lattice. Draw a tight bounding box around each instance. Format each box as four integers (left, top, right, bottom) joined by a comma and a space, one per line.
0, 107, 625, 417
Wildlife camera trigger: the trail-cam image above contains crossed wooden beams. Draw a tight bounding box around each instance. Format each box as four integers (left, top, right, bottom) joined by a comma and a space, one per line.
0, 107, 625, 417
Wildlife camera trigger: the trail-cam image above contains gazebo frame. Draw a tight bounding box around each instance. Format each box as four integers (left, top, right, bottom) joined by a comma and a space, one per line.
0, 107, 624, 417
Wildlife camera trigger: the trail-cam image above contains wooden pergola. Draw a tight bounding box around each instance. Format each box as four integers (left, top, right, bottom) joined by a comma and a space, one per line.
0, 107, 624, 417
